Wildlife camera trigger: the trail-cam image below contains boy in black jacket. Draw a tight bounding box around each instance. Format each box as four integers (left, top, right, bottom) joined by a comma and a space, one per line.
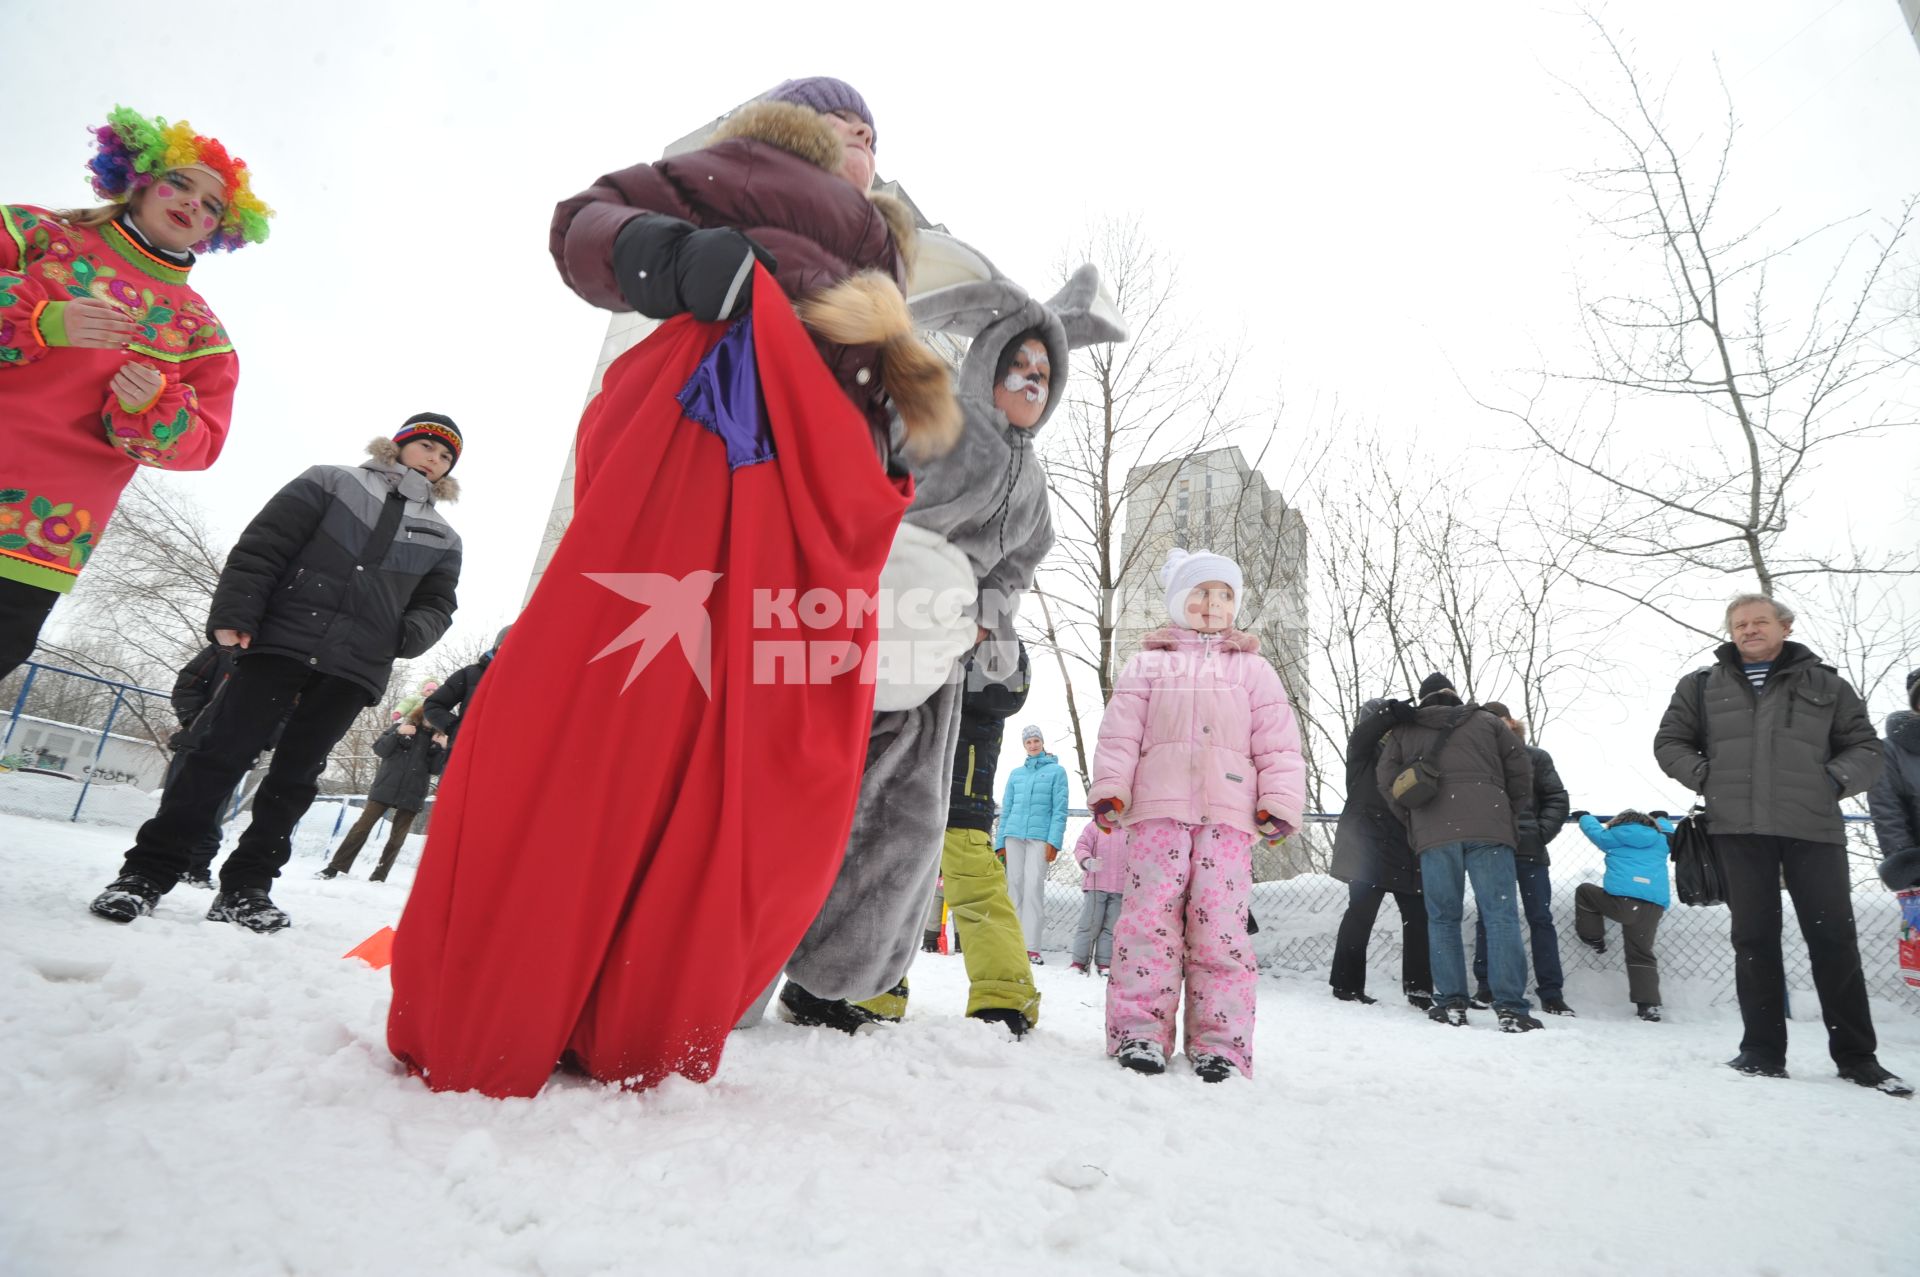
90, 416, 465, 932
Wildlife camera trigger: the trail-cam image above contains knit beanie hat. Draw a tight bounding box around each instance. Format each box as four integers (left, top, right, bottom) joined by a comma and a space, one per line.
1482, 701, 1511, 720
1161, 548, 1243, 629
1020, 724, 1044, 744
1908, 667, 1920, 711
764, 77, 876, 150
393, 413, 462, 471
1418, 672, 1456, 701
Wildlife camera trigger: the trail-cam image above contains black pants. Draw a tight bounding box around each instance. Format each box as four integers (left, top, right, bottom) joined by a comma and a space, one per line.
122, 655, 369, 893
162, 745, 247, 875
1716, 833, 1877, 1069
0, 577, 60, 682
324, 800, 420, 881
1330, 881, 1433, 997
1574, 883, 1665, 1005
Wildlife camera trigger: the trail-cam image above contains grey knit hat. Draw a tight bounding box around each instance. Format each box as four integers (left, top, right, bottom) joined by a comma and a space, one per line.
764, 77, 876, 150
1020, 724, 1044, 744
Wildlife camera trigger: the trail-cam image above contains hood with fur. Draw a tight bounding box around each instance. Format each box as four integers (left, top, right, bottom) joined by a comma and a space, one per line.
367, 437, 460, 503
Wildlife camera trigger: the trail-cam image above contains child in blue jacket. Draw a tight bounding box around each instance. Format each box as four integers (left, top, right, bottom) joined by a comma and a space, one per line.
1573, 811, 1673, 1020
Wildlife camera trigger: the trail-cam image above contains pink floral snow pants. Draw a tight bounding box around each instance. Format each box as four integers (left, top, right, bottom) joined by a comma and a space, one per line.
1105, 818, 1258, 1076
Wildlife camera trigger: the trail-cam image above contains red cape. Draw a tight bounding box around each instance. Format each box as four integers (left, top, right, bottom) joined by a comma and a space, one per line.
388, 269, 908, 1097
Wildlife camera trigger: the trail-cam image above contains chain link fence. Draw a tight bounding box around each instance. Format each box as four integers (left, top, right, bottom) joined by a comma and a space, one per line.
1034, 815, 1919, 1015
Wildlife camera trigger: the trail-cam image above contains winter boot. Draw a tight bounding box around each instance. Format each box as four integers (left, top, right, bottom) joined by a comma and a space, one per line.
206, 888, 291, 934
1428, 1004, 1469, 1028
1636, 1002, 1662, 1022
1026, 950, 1045, 966
1726, 1052, 1788, 1079
1836, 1060, 1913, 1098
1070, 961, 1090, 975
1331, 987, 1377, 1005
1469, 987, 1493, 1010
921, 930, 940, 954
1581, 934, 1606, 954
1498, 1011, 1544, 1033
1190, 1053, 1235, 1083
314, 868, 340, 880
970, 1007, 1030, 1039
778, 980, 877, 1035
89, 873, 164, 924
1116, 1039, 1167, 1075
852, 980, 910, 1024
180, 868, 214, 889
1096, 964, 1110, 977
1406, 990, 1434, 1011
1541, 997, 1577, 1017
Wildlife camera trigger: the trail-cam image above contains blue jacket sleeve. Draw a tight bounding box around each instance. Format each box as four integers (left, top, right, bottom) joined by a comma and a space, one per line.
1047, 763, 1069, 850
995, 770, 1015, 850
1577, 813, 1619, 851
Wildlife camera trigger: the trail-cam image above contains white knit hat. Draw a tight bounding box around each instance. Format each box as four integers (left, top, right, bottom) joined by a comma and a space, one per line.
1161, 548, 1243, 629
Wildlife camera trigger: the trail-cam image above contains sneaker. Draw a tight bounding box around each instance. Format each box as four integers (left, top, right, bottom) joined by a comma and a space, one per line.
1469, 988, 1493, 1010
1027, 951, 1045, 966
1190, 1053, 1235, 1083
1836, 1060, 1913, 1098
206, 888, 291, 934
1498, 1011, 1544, 1033
970, 1007, 1030, 1039
1070, 961, 1090, 975
1726, 1052, 1788, 1079
1636, 1003, 1663, 1022
180, 869, 214, 889
1406, 990, 1434, 1011
777, 980, 877, 1035
1541, 997, 1577, 1017
1331, 987, 1377, 1005
1116, 1039, 1167, 1075
89, 873, 164, 924
1428, 1004, 1469, 1027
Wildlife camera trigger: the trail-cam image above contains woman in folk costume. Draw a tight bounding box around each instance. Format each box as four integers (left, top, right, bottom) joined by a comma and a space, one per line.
0, 107, 270, 679
387, 78, 959, 1098
776, 238, 1126, 1034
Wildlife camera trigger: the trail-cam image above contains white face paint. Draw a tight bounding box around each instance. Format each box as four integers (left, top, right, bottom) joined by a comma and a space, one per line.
994, 338, 1053, 430
1002, 369, 1049, 407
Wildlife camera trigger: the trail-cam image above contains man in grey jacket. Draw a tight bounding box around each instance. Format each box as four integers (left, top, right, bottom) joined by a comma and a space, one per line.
1378, 673, 1540, 1032
1654, 594, 1908, 1097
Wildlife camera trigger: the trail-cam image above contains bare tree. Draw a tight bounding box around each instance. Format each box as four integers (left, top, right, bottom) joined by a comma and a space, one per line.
1035, 216, 1244, 786
1486, 16, 1920, 634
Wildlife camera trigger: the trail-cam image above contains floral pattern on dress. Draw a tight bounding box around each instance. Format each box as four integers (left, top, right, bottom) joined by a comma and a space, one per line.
0, 488, 97, 569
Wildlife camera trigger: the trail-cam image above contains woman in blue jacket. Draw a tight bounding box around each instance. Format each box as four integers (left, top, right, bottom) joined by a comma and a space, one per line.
995, 725, 1069, 962
1572, 811, 1673, 1020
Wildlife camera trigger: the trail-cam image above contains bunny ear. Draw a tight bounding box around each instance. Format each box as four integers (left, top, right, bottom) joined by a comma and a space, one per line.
908, 231, 1033, 338
1046, 263, 1129, 349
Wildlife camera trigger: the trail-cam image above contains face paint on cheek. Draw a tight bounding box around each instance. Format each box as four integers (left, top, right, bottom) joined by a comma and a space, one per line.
155, 184, 177, 201
1003, 372, 1049, 406
202, 214, 217, 230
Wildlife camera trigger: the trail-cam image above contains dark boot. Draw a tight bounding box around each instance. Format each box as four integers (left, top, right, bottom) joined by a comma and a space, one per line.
89, 873, 164, 924
206, 888, 291, 934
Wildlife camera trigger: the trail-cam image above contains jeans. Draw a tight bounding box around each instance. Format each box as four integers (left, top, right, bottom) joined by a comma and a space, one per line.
1329, 881, 1432, 998
1472, 858, 1564, 999
121, 655, 370, 892
1422, 840, 1529, 1015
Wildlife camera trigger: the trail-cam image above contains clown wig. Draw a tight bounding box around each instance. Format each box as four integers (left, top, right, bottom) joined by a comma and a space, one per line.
86, 106, 272, 251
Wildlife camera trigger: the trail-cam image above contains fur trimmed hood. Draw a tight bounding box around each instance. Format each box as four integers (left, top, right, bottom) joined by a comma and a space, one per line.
711, 100, 917, 268
366, 437, 460, 503
1142, 626, 1260, 654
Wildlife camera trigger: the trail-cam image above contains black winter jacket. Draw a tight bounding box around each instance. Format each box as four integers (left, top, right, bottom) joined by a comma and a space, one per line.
1653, 641, 1881, 846
367, 724, 447, 811
1330, 703, 1421, 895
207, 445, 462, 703
1871, 711, 1920, 889
948, 645, 1031, 834
1514, 742, 1571, 865
423, 652, 491, 744
169, 643, 288, 754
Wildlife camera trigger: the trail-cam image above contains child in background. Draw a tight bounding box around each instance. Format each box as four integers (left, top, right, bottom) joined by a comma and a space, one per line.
1070, 821, 1125, 976
1572, 810, 1673, 1021
319, 705, 448, 882
1089, 549, 1306, 1082
1, 106, 270, 680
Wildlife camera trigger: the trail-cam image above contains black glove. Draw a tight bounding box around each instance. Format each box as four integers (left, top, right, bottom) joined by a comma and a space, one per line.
613, 215, 778, 322
1569, 810, 1590, 820
1386, 699, 1417, 724
1647, 810, 1669, 820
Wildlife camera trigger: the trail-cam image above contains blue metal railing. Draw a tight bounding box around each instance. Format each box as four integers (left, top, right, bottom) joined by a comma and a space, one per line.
3, 660, 172, 823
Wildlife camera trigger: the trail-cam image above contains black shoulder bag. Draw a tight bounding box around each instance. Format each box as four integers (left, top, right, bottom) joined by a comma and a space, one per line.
1670, 670, 1727, 907
1388, 709, 1472, 809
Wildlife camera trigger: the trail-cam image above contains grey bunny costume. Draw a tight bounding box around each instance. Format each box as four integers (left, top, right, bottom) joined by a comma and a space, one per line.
781, 239, 1126, 1003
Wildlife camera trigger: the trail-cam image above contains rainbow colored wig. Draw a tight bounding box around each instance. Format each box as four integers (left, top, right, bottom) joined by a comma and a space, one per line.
87, 106, 272, 252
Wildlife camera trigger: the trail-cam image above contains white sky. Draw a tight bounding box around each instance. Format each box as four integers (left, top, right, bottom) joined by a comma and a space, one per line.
15, 0, 1920, 815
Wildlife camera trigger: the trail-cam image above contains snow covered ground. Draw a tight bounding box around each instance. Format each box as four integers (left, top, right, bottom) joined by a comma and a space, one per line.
1, 806, 1911, 1277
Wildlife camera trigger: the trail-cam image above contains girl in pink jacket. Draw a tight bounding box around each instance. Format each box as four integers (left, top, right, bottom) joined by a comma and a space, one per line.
1089, 549, 1305, 1081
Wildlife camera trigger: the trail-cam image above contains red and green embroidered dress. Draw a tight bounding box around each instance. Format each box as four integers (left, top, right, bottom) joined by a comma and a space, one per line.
0, 203, 239, 593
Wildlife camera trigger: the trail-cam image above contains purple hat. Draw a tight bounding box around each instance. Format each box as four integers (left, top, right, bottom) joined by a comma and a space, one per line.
764, 77, 876, 151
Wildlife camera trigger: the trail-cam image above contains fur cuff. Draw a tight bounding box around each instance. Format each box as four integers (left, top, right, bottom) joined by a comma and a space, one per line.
1879, 845, 1920, 891
365, 436, 461, 503
795, 274, 959, 459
